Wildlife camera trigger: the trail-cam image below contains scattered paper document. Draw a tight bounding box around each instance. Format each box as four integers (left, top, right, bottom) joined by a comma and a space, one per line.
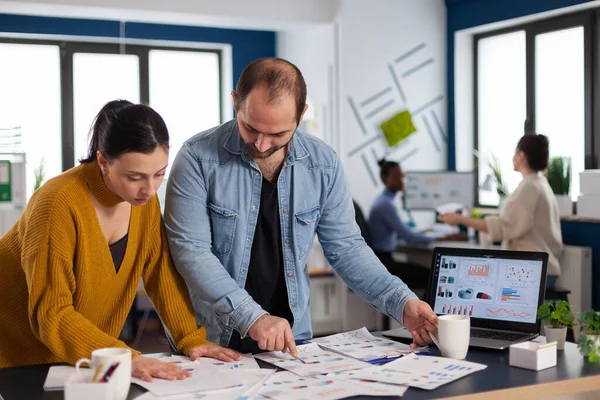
135, 369, 274, 400
132, 365, 271, 397
258, 371, 408, 400
159, 354, 260, 370
310, 327, 417, 362
44, 366, 90, 391
342, 353, 487, 390
254, 342, 370, 377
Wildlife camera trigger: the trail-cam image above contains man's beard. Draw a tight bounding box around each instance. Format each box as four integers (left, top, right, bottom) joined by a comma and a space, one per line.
245, 137, 292, 159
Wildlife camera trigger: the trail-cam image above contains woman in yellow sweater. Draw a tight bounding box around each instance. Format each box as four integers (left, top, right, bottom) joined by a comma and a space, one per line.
0, 100, 241, 380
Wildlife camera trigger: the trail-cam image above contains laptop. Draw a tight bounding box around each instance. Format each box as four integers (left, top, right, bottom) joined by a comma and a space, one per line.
383, 247, 548, 350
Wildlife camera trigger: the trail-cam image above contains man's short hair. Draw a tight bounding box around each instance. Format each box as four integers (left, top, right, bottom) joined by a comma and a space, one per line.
235, 57, 307, 124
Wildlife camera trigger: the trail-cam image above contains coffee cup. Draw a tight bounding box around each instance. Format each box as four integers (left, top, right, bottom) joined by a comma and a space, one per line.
76, 348, 131, 400
430, 315, 470, 359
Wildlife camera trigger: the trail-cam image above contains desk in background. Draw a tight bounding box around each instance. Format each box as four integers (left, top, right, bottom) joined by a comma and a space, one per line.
1, 339, 600, 400
393, 240, 496, 271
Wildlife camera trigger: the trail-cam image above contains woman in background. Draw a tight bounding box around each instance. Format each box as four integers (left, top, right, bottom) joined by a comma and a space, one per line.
439, 133, 563, 287
0, 100, 240, 379
369, 159, 460, 290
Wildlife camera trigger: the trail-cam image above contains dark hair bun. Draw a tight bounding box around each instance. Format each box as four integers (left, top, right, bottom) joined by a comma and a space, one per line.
516, 133, 549, 171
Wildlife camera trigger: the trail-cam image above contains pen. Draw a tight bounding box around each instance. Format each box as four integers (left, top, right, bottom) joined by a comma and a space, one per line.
91, 362, 105, 383
367, 355, 402, 365
99, 362, 120, 383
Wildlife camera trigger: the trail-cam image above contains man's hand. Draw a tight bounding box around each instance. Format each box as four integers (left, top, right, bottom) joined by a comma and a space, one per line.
403, 299, 438, 348
188, 344, 242, 362
248, 315, 298, 356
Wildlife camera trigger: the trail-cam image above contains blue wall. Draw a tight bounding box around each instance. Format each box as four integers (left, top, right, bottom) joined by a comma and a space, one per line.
0, 13, 276, 88
445, 0, 594, 170
562, 221, 600, 309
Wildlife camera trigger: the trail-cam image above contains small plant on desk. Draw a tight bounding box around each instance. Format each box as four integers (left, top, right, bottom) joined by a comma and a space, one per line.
578, 310, 600, 363
537, 300, 574, 350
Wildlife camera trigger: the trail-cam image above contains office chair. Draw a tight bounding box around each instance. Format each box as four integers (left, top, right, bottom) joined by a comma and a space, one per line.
354, 199, 426, 330
353, 200, 372, 246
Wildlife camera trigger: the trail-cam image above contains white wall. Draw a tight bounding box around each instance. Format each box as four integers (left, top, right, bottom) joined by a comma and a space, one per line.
0, 0, 340, 30
276, 0, 447, 227
276, 25, 337, 149
339, 0, 447, 225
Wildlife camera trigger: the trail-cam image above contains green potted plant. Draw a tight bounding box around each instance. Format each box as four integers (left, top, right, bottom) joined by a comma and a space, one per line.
537, 300, 574, 350
578, 310, 600, 362
473, 150, 509, 206
488, 155, 509, 200
33, 158, 45, 192
545, 156, 572, 217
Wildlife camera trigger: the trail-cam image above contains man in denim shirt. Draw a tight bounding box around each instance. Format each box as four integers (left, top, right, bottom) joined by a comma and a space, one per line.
165, 58, 437, 356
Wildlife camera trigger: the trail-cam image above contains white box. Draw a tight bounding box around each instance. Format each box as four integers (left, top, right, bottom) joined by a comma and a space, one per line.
64, 374, 114, 400
509, 341, 557, 371
580, 170, 600, 195
577, 194, 600, 219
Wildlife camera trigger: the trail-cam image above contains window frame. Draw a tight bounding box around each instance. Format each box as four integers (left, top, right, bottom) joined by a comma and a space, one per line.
0, 37, 223, 171
473, 10, 596, 206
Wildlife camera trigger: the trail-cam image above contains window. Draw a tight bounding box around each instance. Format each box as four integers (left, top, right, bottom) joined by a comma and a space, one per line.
0, 39, 223, 203
476, 31, 526, 206
73, 53, 141, 162
535, 27, 585, 202
474, 12, 592, 206
0, 43, 61, 200
149, 50, 221, 173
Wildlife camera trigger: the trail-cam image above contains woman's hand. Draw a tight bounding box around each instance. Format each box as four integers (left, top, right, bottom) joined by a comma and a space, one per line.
188, 343, 242, 362
437, 213, 464, 226
132, 355, 191, 382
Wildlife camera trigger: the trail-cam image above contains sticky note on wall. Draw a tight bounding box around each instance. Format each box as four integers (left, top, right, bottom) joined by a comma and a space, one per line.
380, 110, 417, 147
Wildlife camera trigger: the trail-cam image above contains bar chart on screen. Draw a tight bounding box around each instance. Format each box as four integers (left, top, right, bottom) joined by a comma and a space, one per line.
467, 263, 490, 277
442, 303, 474, 316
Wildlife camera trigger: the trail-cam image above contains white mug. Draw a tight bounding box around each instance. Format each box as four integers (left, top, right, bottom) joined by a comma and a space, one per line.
430, 315, 470, 359
76, 348, 131, 400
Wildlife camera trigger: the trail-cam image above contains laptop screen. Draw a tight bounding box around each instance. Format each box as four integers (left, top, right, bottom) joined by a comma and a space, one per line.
429, 248, 548, 329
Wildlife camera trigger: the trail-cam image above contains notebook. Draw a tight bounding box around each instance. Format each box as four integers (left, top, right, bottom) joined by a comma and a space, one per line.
384, 247, 548, 350
43, 366, 86, 391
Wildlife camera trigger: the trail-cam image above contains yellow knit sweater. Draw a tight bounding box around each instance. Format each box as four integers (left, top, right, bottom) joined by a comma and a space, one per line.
0, 161, 209, 368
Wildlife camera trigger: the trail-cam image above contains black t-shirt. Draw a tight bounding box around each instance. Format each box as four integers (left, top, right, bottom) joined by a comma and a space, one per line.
228, 177, 293, 353
109, 233, 128, 273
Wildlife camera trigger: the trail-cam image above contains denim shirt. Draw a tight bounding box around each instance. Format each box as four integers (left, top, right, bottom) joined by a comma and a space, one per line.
164, 120, 417, 346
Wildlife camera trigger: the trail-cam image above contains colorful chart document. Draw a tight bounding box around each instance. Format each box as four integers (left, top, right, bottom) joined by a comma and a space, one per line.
341, 354, 487, 390
254, 343, 371, 377
258, 371, 409, 400
159, 354, 260, 370
310, 327, 417, 361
